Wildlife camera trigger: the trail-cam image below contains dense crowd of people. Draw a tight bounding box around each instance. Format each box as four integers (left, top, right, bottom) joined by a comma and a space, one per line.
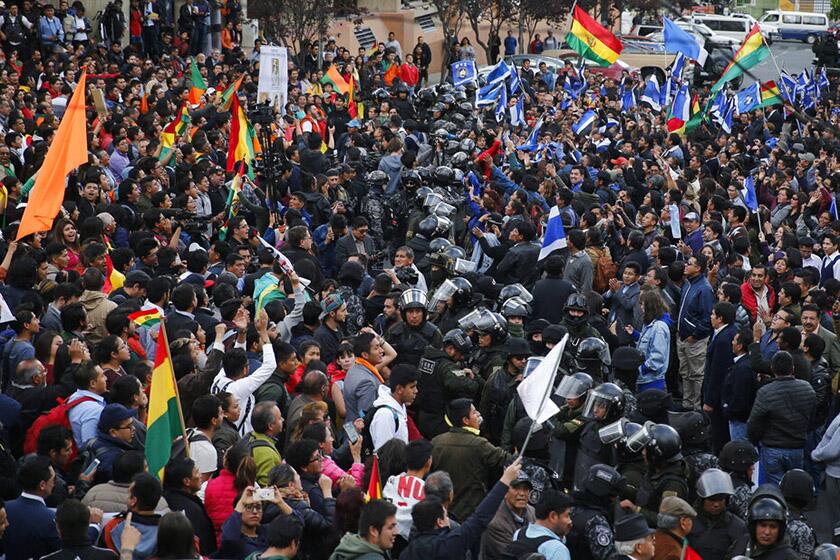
0, 1, 839, 559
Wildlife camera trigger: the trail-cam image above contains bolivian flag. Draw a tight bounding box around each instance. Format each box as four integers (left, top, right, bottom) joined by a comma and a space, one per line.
159, 102, 190, 161
219, 74, 244, 111
711, 24, 770, 93
226, 95, 261, 174
565, 6, 623, 67
759, 80, 783, 108
188, 57, 207, 105
146, 325, 187, 479
128, 307, 163, 329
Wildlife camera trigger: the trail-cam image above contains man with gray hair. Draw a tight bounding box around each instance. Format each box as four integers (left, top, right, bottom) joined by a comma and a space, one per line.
613, 513, 656, 560
423, 471, 461, 528
7, 358, 50, 432
247, 401, 284, 485
652, 497, 697, 560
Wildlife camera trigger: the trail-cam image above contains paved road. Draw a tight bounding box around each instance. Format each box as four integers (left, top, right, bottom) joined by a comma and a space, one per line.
750, 40, 816, 82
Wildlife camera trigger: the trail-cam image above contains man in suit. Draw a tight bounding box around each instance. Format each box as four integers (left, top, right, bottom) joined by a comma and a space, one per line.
5, 455, 101, 560
800, 303, 840, 377
335, 216, 377, 271
603, 262, 643, 346
164, 284, 199, 337
702, 302, 738, 454
721, 328, 756, 442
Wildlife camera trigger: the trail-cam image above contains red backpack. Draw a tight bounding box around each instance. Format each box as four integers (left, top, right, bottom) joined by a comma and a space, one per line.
23, 395, 96, 456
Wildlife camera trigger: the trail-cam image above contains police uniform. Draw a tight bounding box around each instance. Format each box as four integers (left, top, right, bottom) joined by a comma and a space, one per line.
688, 508, 748, 560
574, 420, 616, 489
568, 503, 615, 560
385, 320, 442, 369
414, 346, 481, 439
636, 460, 690, 525
480, 364, 521, 446
684, 450, 721, 496
360, 187, 387, 245
472, 346, 507, 380
787, 513, 817, 560
728, 473, 753, 520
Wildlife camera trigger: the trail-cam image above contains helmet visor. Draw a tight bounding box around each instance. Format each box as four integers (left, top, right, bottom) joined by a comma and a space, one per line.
523, 357, 543, 379
581, 390, 614, 421
428, 279, 458, 311
508, 283, 533, 303
625, 421, 654, 453
556, 374, 593, 399
598, 418, 628, 445
458, 308, 484, 330
432, 201, 456, 217
423, 192, 444, 208
452, 258, 477, 274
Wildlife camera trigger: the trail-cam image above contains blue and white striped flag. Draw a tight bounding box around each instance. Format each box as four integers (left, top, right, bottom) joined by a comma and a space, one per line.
572, 110, 598, 136
622, 85, 636, 112
485, 59, 512, 85
640, 75, 662, 111
517, 118, 543, 151
538, 205, 567, 260
476, 82, 503, 107
741, 175, 759, 212
509, 65, 522, 95
510, 96, 524, 126
831, 195, 838, 221
495, 83, 508, 122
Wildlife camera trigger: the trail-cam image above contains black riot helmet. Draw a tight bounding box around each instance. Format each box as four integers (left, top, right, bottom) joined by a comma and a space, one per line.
696, 468, 735, 499
780, 469, 815, 509
442, 328, 473, 354
563, 293, 589, 327
581, 383, 626, 423
667, 410, 711, 448
366, 170, 389, 186
748, 498, 788, 540
583, 464, 626, 498
644, 424, 683, 464
450, 151, 470, 170
434, 166, 455, 185
577, 337, 608, 365
719, 440, 759, 474
812, 544, 840, 560
401, 169, 422, 189
428, 237, 453, 254
449, 277, 473, 307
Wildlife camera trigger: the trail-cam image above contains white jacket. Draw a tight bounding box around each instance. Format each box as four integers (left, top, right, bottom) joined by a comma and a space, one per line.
369, 384, 408, 451
211, 343, 276, 435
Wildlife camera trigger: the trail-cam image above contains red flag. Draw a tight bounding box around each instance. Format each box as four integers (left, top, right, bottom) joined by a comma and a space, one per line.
684, 545, 703, 560
367, 454, 382, 500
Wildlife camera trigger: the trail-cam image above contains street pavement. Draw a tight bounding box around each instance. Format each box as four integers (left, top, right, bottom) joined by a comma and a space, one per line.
750, 40, 816, 82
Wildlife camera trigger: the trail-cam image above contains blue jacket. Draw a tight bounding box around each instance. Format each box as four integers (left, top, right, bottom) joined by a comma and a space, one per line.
4, 494, 61, 560
88, 431, 139, 484
703, 323, 738, 409
636, 319, 670, 384
677, 275, 715, 340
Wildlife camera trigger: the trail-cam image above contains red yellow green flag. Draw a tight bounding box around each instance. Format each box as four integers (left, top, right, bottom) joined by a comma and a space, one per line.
146, 325, 187, 479
759, 80, 783, 108
159, 102, 191, 161
564, 6, 623, 67
711, 24, 770, 93
128, 307, 163, 329
219, 74, 244, 111
218, 163, 244, 241
188, 57, 207, 105
366, 454, 382, 500
226, 95, 261, 173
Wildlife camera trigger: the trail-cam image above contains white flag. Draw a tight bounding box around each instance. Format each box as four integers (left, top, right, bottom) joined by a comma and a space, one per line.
517, 334, 568, 423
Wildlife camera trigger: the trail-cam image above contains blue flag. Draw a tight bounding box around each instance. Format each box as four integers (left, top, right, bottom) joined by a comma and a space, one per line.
538, 205, 567, 260
831, 195, 839, 221
485, 60, 511, 85
663, 18, 709, 64
735, 82, 761, 114
517, 118, 543, 151
510, 96, 524, 126
721, 100, 734, 134
622, 85, 636, 112
780, 71, 798, 103
476, 82, 503, 107
741, 175, 758, 212
572, 110, 598, 136
640, 75, 662, 111
495, 84, 508, 122
509, 66, 522, 95
451, 60, 477, 87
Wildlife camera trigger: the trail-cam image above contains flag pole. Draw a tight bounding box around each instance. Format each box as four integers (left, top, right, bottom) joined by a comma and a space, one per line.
761, 33, 793, 108
516, 334, 568, 461
159, 321, 190, 459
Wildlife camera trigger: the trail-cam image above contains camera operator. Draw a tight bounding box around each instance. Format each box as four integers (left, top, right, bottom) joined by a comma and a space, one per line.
388, 246, 426, 293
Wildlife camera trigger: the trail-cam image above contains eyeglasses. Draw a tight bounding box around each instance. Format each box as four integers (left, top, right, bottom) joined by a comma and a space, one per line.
243, 503, 263, 512
114, 424, 135, 431
308, 454, 323, 464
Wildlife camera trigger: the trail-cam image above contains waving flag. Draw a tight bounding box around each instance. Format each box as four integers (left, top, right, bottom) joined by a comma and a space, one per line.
818, 67, 830, 90
146, 325, 187, 479
517, 118, 543, 151
780, 71, 798, 103
159, 102, 190, 161
485, 60, 512, 85
539, 205, 568, 260
622, 85, 636, 112
710, 90, 727, 119
321, 65, 350, 95
367, 454, 382, 500
721, 99, 734, 133
565, 6, 623, 67
684, 95, 703, 134
518, 334, 567, 424
640, 74, 662, 111
451, 60, 477, 87
741, 175, 759, 212
509, 66, 522, 95
188, 57, 207, 105
735, 82, 761, 114
128, 307, 163, 329
670, 52, 687, 81
219, 74, 245, 112
667, 83, 691, 132
663, 18, 708, 65
227, 95, 261, 174
495, 84, 508, 122
759, 81, 782, 108
510, 96, 524, 126
668, 204, 682, 238
572, 110, 598, 135
711, 24, 770, 93
476, 81, 503, 107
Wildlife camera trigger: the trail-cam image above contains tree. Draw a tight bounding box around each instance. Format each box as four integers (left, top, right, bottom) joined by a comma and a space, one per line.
429, 0, 465, 81
518, 0, 579, 52
463, 0, 517, 63
831, 0, 840, 21
248, 0, 359, 57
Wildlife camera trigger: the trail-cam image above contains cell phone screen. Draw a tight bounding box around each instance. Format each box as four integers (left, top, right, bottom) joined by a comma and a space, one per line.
344, 421, 359, 444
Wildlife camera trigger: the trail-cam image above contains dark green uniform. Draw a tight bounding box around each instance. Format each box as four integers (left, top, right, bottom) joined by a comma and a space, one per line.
415, 346, 482, 439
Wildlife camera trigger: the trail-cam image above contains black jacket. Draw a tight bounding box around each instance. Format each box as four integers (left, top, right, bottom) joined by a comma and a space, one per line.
721, 355, 756, 422
284, 245, 325, 294
493, 241, 542, 288
703, 323, 737, 409
40, 540, 117, 560
162, 488, 217, 555
747, 377, 816, 448
532, 276, 576, 324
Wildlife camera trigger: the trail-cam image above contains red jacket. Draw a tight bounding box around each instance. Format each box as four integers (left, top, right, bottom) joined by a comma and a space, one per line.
400, 63, 419, 86
204, 469, 238, 546
740, 281, 776, 323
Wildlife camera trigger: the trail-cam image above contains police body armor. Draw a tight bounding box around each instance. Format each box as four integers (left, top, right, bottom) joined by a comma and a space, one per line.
482, 365, 518, 446
729, 473, 753, 520
567, 504, 615, 560
635, 460, 690, 515
689, 510, 747, 560
415, 346, 461, 438
574, 421, 616, 490
387, 321, 439, 368
471, 346, 506, 379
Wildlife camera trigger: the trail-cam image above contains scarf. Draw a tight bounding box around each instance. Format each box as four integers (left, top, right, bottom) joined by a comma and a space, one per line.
355, 357, 385, 384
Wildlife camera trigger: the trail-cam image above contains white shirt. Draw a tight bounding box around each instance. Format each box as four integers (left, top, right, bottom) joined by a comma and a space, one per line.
802, 254, 821, 270
210, 343, 276, 434
823, 251, 840, 282
369, 384, 408, 451
190, 437, 218, 474
382, 473, 425, 538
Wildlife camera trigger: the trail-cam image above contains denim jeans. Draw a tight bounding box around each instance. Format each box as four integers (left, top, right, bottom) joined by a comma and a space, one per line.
637, 378, 666, 393
729, 421, 748, 442
760, 446, 804, 485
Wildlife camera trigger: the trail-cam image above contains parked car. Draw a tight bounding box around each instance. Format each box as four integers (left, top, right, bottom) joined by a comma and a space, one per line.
759, 10, 829, 43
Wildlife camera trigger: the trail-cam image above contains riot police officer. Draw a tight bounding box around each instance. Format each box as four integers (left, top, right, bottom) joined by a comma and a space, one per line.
361, 170, 389, 246
561, 294, 606, 374
385, 289, 442, 368
468, 310, 509, 379
480, 336, 531, 447
719, 440, 760, 520
630, 423, 690, 526
780, 469, 817, 560
553, 372, 594, 489
567, 464, 626, 560
613, 421, 647, 503
669, 410, 721, 493
414, 328, 481, 439
731, 486, 800, 560
574, 382, 625, 489
688, 468, 748, 560
433, 276, 474, 334
576, 337, 611, 384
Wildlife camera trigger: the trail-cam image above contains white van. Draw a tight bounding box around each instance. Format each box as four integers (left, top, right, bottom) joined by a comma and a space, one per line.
758, 11, 829, 43
681, 14, 752, 43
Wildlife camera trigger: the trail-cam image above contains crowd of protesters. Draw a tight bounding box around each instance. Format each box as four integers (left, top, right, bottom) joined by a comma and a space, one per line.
0, 1, 839, 560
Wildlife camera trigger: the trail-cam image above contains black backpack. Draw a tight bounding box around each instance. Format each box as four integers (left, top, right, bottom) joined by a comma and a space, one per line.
360, 404, 400, 459
501, 529, 555, 560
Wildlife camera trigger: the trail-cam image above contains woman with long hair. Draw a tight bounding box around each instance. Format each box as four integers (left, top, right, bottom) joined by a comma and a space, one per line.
152, 512, 200, 559
300, 421, 365, 488
34, 330, 62, 386
633, 288, 671, 392
49, 217, 81, 272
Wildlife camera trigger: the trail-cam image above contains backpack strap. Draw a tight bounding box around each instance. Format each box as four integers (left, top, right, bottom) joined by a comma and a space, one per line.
66, 396, 97, 409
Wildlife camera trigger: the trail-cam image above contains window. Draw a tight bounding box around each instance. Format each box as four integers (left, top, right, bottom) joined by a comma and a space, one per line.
782, 14, 801, 24
761, 13, 780, 22
718, 20, 749, 32
802, 16, 825, 25
702, 19, 722, 30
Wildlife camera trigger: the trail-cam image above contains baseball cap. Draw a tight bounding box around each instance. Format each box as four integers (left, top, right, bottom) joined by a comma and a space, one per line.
347, 119, 362, 128
683, 212, 700, 222
98, 404, 137, 431
319, 293, 345, 320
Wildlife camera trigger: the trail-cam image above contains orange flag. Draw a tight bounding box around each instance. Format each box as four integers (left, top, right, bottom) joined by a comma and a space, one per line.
366, 454, 382, 500
17, 71, 88, 240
